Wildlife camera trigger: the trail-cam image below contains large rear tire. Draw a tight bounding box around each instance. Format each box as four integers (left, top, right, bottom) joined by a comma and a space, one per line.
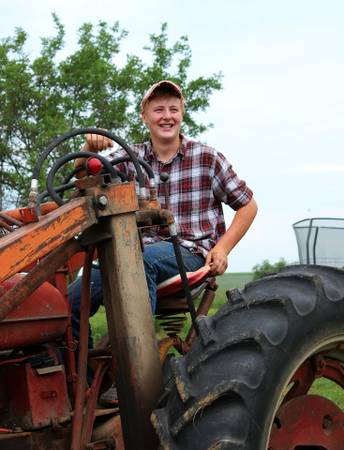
152, 265, 344, 450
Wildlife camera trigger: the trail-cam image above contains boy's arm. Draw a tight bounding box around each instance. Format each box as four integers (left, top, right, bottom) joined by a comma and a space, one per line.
205, 197, 258, 275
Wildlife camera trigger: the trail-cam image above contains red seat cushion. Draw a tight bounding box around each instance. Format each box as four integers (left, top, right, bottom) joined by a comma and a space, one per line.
157, 265, 211, 298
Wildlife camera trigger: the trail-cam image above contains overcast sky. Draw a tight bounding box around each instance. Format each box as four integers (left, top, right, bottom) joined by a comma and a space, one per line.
2, 0, 343, 271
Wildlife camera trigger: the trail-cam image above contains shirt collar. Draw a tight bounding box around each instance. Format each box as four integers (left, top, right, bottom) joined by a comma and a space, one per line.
144, 134, 186, 162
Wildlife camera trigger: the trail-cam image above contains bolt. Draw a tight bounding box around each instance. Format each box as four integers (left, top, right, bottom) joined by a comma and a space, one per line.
96, 195, 108, 209
322, 414, 333, 433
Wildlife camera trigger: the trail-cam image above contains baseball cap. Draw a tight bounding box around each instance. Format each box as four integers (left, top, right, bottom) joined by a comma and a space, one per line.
140, 80, 185, 112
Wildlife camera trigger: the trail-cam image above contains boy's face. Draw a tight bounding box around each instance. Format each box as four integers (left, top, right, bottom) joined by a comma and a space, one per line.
141, 95, 183, 144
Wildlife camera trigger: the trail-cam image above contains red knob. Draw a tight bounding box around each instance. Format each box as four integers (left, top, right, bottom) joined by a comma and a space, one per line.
87, 157, 102, 175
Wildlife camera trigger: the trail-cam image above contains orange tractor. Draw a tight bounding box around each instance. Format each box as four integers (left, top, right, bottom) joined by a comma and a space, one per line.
0, 128, 343, 449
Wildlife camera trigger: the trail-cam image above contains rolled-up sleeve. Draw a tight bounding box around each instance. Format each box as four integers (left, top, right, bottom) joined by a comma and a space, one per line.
212, 152, 253, 210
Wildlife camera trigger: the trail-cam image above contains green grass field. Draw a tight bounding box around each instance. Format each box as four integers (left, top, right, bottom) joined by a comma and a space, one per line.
90, 272, 344, 410
90, 272, 253, 341
209, 271, 253, 313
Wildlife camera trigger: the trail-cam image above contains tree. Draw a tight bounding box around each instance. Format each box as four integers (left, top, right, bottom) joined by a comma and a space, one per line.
0, 16, 222, 208
252, 258, 288, 280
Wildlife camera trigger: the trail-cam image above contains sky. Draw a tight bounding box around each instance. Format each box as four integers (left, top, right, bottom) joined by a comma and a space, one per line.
2, 0, 343, 271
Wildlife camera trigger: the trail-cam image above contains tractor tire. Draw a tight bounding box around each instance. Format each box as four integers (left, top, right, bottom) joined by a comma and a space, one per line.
152, 265, 344, 450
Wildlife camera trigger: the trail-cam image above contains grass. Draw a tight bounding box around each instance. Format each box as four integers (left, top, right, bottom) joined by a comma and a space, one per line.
90, 305, 107, 344
89, 272, 253, 341
310, 378, 344, 410
210, 272, 253, 313
90, 271, 344, 410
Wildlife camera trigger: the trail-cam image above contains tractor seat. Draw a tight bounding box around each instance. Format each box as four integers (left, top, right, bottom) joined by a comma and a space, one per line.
156, 265, 212, 313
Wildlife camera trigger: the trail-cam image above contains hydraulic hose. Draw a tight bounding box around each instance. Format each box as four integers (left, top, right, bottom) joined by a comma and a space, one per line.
110, 155, 155, 181
41, 153, 155, 213
62, 152, 156, 185
46, 151, 118, 206
35, 181, 76, 216
31, 128, 146, 200
169, 227, 199, 336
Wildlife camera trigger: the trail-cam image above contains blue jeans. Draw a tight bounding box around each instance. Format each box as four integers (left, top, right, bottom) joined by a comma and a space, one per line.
68, 241, 204, 346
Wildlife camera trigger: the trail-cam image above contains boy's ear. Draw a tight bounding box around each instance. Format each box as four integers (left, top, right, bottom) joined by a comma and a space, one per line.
141, 111, 147, 124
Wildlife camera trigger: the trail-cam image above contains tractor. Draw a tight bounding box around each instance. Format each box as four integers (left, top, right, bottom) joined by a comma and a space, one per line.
0, 128, 343, 450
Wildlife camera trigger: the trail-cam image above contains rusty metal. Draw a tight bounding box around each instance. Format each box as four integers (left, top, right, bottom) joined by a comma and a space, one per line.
97, 210, 163, 450
0, 211, 23, 226
136, 208, 175, 227
6, 361, 71, 430
66, 251, 87, 280
83, 358, 111, 446
314, 354, 344, 386
1, 202, 58, 224
70, 247, 94, 450
284, 359, 315, 404
0, 218, 13, 232
74, 173, 107, 191
0, 183, 139, 285
92, 415, 124, 450
156, 312, 187, 337
89, 182, 139, 218
65, 314, 78, 400
137, 197, 161, 211
88, 347, 112, 358
285, 356, 344, 406
269, 394, 344, 449
0, 178, 202, 448
0, 426, 72, 450
53, 268, 79, 399
149, 185, 158, 202
0, 197, 97, 284
158, 336, 181, 362
0, 238, 81, 322
184, 278, 217, 351
0, 275, 68, 349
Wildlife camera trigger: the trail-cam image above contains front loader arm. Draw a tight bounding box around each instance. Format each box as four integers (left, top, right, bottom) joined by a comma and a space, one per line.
0, 196, 96, 284
0, 182, 139, 284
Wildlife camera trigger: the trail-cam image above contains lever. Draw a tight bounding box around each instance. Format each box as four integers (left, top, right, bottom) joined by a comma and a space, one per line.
160, 172, 170, 209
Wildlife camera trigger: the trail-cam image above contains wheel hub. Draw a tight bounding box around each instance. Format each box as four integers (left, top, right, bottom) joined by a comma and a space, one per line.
269, 394, 344, 450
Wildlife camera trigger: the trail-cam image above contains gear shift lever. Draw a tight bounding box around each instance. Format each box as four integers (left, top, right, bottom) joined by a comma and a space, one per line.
160, 172, 170, 209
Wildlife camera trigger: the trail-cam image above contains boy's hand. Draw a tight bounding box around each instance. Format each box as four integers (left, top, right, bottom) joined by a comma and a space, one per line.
75, 131, 113, 177
205, 247, 228, 275
84, 132, 113, 152
74, 131, 113, 177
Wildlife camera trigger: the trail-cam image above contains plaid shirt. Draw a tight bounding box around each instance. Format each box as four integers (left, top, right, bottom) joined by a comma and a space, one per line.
107, 135, 253, 258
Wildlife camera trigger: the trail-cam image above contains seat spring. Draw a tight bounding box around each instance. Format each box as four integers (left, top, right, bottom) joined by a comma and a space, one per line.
157, 313, 187, 336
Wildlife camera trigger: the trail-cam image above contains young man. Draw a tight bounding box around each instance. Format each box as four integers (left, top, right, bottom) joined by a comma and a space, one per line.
69, 80, 257, 343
